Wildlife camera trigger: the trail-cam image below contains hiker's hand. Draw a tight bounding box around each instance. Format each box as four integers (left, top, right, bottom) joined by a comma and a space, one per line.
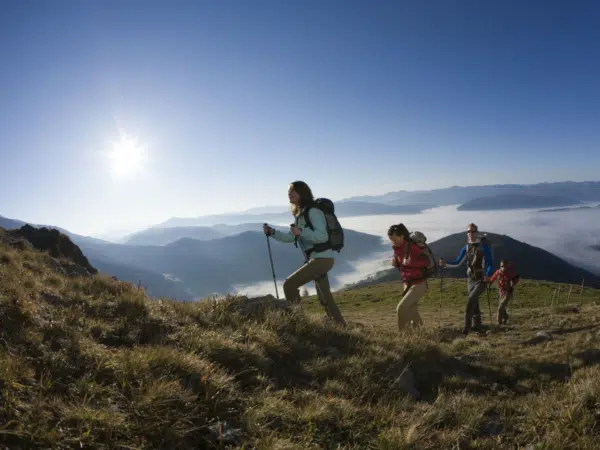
439, 259, 446, 267
390, 257, 399, 268
483, 276, 491, 283
291, 226, 302, 237
263, 224, 274, 236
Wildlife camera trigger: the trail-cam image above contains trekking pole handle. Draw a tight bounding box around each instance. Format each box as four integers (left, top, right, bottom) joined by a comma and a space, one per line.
263, 222, 274, 237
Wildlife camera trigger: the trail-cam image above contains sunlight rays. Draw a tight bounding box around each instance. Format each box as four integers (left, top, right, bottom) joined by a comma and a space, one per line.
107, 133, 147, 178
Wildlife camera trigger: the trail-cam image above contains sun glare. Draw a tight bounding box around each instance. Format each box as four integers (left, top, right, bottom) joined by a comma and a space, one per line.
107, 134, 147, 178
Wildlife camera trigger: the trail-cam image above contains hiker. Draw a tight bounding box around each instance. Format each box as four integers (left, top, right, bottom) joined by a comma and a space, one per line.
388, 223, 435, 332
263, 181, 346, 326
439, 223, 493, 335
488, 260, 520, 324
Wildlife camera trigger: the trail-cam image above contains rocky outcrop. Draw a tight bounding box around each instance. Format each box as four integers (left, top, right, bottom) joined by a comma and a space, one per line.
2, 225, 98, 276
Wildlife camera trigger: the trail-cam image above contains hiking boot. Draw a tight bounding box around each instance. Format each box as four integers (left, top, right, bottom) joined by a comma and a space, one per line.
461, 328, 469, 336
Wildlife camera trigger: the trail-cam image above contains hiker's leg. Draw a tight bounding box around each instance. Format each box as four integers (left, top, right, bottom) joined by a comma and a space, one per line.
314, 267, 346, 326
465, 280, 485, 331
464, 280, 476, 331
409, 283, 427, 327
496, 294, 504, 324
397, 283, 426, 332
282, 262, 324, 304
498, 292, 512, 324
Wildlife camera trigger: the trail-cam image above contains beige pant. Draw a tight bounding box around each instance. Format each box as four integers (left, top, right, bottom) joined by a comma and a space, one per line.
396, 282, 427, 331
497, 291, 513, 324
283, 258, 346, 326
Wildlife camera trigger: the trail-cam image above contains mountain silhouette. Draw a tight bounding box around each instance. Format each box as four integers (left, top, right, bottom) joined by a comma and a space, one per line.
345, 231, 600, 289
457, 194, 580, 211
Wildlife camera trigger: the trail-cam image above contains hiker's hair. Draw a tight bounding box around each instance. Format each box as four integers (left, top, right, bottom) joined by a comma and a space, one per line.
289, 181, 315, 217
387, 223, 410, 241
468, 223, 478, 231
501, 259, 511, 266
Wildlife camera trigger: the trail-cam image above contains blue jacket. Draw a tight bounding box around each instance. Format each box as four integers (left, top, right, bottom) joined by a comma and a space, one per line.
271, 207, 334, 260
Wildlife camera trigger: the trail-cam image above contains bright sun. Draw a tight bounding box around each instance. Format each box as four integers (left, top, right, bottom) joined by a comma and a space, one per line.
107, 134, 146, 178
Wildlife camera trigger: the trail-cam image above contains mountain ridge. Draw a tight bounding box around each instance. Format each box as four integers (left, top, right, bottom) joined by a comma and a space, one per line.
457, 194, 581, 211
344, 231, 600, 290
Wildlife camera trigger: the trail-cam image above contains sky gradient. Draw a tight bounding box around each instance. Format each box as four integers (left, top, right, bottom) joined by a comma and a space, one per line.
1, 0, 599, 236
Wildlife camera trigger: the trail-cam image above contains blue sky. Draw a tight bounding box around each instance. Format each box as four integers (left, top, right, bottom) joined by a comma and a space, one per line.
1, 0, 599, 236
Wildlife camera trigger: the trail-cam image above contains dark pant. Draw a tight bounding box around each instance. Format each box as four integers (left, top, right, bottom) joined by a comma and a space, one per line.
465, 279, 486, 331
282, 258, 346, 326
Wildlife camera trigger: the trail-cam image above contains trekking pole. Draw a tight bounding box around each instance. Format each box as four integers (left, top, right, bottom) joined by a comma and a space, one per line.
264, 224, 279, 300
439, 267, 443, 323
486, 284, 493, 325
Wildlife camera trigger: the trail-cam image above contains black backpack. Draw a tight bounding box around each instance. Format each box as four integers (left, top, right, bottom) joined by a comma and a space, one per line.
301, 198, 344, 254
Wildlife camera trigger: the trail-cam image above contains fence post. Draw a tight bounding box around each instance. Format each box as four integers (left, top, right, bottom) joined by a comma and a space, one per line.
579, 279, 585, 307
567, 285, 573, 304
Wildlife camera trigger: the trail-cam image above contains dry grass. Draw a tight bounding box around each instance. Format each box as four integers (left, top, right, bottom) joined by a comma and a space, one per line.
1, 239, 600, 449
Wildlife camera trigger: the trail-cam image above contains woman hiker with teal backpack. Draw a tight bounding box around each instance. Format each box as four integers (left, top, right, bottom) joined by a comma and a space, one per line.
263, 181, 347, 326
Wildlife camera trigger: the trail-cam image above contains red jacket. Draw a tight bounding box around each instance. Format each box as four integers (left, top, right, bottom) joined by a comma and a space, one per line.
490, 266, 520, 294
392, 242, 431, 285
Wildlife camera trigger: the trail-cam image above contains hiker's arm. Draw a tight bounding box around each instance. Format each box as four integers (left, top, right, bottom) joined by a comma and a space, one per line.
271, 229, 295, 243
299, 208, 328, 243
511, 274, 520, 287
444, 246, 467, 268
482, 244, 493, 277
489, 269, 499, 283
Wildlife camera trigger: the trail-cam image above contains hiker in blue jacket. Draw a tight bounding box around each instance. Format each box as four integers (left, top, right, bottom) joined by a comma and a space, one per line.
439, 223, 493, 335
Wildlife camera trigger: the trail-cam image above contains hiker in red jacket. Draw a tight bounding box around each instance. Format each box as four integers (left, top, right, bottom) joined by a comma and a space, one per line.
489, 260, 520, 324
388, 223, 432, 332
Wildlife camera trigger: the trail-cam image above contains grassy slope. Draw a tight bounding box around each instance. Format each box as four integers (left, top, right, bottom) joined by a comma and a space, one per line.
2, 236, 600, 449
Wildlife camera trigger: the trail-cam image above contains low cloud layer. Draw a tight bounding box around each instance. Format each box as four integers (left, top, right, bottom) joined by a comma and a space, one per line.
233, 205, 600, 297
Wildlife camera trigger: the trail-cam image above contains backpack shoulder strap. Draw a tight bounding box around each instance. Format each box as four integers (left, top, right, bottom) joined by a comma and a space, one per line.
302, 204, 315, 231
403, 238, 414, 261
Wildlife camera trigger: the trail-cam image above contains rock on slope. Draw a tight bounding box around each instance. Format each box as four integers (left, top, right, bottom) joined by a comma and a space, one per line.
1, 224, 98, 276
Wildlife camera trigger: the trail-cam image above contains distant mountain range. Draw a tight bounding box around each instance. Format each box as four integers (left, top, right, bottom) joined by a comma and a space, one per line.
1, 214, 387, 300
149, 181, 600, 229
156, 201, 431, 228
344, 231, 600, 290
1, 214, 194, 300
122, 223, 291, 246
457, 194, 581, 211
538, 204, 600, 213
342, 181, 600, 207
77, 229, 387, 299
